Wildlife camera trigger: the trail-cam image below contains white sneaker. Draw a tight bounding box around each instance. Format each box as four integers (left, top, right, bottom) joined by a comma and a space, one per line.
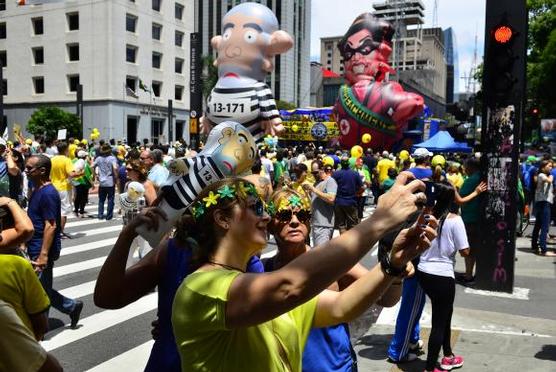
409, 339, 424, 351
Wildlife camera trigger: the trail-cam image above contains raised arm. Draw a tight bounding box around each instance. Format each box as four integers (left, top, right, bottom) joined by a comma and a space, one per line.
226, 172, 427, 327
455, 181, 487, 205
0, 197, 34, 250
94, 208, 168, 309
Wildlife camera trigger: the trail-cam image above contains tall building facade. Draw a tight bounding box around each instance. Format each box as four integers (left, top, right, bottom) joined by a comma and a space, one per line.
320, 36, 343, 76
195, 0, 311, 107
0, 0, 193, 144
443, 27, 459, 104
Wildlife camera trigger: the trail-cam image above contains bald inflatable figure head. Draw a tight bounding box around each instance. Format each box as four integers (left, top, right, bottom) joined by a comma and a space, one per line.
211, 2, 293, 82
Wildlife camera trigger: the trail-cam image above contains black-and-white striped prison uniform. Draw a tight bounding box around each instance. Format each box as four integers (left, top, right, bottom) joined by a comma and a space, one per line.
206, 82, 280, 142
161, 155, 226, 211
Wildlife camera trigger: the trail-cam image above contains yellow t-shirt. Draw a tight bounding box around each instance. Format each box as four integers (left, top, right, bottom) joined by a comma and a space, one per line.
172, 269, 318, 372
377, 158, 396, 184
303, 160, 315, 184
0, 299, 47, 372
447, 173, 464, 189
0, 255, 50, 332
68, 143, 77, 159
50, 155, 74, 191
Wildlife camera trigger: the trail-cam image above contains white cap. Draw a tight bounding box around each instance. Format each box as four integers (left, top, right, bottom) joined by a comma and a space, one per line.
77, 150, 88, 158
382, 150, 389, 157
412, 148, 433, 158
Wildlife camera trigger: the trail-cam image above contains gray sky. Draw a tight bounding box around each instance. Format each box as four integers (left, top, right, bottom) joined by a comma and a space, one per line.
310, 0, 486, 93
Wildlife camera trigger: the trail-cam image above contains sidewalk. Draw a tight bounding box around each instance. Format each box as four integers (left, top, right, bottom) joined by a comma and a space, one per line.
352, 234, 556, 371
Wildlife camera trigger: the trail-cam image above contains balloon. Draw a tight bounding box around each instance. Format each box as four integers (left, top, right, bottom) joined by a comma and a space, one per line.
203, 2, 293, 140
335, 13, 424, 150
351, 145, 363, 159
362, 133, 372, 144
291, 124, 299, 133
137, 121, 257, 247
323, 156, 335, 167
399, 150, 410, 161
432, 155, 446, 168
81, 139, 88, 145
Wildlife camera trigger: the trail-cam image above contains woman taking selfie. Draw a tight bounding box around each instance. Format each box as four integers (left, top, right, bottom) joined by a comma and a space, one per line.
172, 174, 437, 371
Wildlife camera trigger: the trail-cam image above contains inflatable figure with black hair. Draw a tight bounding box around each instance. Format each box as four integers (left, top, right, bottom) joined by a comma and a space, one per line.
334, 13, 424, 150
202, 2, 293, 141
136, 122, 257, 246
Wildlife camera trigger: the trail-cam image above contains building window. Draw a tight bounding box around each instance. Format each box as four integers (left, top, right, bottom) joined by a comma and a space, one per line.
175, 85, 184, 101
175, 3, 184, 20
151, 81, 162, 97
152, 0, 161, 12
175, 30, 184, 47
67, 12, 79, 31
32, 17, 44, 35
0, 0, 5, 11
126, 76, 137, 91
175, 58, 183, 73
152, 23, 162, 40
0, 51, 5, 68
1, 79, 6, 96
152, 52, 162, 69
327, 52, 331, 58
33, 76, 44, 94
33, 47, 44, 64
0, 23, 6, 39
126, 45, 137, 63
327, 60, 331, 65
126, 14, 137, 33
68, 75, 80, 92
151, 118, 164, 144
67, 44, 79, 61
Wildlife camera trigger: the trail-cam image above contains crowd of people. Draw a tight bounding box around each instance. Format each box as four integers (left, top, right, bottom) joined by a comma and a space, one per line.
0, 133, 550, 372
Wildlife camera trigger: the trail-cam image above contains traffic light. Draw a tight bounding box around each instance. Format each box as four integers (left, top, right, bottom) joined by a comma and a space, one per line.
482, 1, 527, 108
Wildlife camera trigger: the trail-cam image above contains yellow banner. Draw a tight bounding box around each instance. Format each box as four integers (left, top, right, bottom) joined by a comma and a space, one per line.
280, 121, 339, 141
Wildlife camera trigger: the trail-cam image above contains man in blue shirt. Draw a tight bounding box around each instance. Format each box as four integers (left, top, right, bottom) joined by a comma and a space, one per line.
409, 148, 433, 180
332, 155, 363, 234
25, 155, 83, 328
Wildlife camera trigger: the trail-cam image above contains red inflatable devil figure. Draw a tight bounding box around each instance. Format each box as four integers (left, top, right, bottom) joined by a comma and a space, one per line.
334, 13, 424, 150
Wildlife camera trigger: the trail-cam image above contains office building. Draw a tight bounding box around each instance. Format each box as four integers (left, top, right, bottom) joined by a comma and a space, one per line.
0, 0, 193, 144
320, 36, 344, 76
444, 27, 459, 103
195, 0, 311, 107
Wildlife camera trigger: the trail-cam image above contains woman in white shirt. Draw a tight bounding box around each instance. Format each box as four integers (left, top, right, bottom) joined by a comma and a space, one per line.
531, 160, 555, 256
417, 201, 470, 372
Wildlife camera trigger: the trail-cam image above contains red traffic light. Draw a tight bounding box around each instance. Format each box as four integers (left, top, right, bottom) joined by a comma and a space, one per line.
532, 108, 539, 115
494, 26, 513, 44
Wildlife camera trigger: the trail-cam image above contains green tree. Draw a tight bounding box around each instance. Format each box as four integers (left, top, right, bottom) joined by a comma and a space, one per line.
276, 100, 297, 110
27, 106, 81, 140
201, 55, 218, 100
527, 0, 556, 117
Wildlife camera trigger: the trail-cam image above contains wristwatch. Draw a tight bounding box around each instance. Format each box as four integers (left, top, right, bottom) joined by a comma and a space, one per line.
379, 252, 406, 277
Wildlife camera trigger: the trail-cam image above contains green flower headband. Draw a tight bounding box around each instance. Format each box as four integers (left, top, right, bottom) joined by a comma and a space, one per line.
190, 181, 259, 220
265, 194, 311, 217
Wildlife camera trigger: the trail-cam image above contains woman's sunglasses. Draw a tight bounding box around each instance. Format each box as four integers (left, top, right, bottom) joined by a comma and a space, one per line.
249, 199, 265, 217
275, 209, 311, 224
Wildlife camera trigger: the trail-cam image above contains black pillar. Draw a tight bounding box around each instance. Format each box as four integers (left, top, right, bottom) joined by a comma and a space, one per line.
0, 66, 5, 137
77, 84, 83, 138
189, 32, 202, 150
476, 0, 527, 293
168, 99, 173, 144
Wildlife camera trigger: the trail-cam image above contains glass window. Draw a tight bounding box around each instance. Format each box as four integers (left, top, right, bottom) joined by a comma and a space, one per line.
126, 45, 137, 63
32, 17, 44, 35
0, 23, 6, 39
67, 44, 79, 61
67, 12, 79, 31
68, 75, 80, 92
126, 14, 137, 33
0, 50, 5, 68
33, 77, 44, 94
32, 47, 44, 64
175, 58, 183, 73
1, 79, 6, 96
152, 52, 162, 69
152, 23, 162, 40
175, 30, 184, 47
151, 81, 162, 97
126, 76, 137, 91
175, 85, 184, 101
151, 118, 164, 144
152, 0, 161, 11
175, 3, 184, 20
0, 0, 5, 11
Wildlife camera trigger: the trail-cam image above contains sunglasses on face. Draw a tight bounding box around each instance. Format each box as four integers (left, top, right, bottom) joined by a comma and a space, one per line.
248, 199, 265, 217
275, 209, 311, 224
343, 39, 375, 61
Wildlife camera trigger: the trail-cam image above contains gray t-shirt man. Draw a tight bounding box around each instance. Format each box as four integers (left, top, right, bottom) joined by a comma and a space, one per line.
311, 176, 337, 247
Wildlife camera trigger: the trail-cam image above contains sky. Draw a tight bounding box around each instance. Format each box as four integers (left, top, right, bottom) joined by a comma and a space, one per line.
310, 0, 486, 94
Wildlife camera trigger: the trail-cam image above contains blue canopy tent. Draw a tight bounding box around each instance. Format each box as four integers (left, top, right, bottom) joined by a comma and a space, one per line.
412, 131, 473, 153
